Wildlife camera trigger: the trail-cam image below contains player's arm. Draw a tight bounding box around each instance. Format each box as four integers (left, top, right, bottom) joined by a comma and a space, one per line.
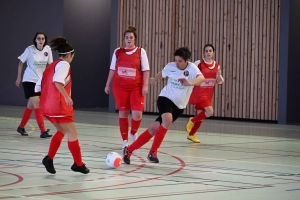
179, 74, 205, 86
105, 70, 115, 94
54, 82, 73, 106
216, 65, 224, 84
149, 71, 163, 85
15, 61, 24, 87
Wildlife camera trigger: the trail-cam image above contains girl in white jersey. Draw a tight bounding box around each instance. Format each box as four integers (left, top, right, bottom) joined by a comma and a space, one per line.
123, 47, 205, 164
105, 26, 150, 149
15, 32, 53, 138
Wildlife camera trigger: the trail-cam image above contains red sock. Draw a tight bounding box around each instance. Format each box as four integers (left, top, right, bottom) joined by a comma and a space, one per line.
189, 121, 202, 136
19, 107, 32, 128
34, 108, 46, 132
149, 125, 168, 153
47, 132, 64, 159
130, 119, 141, 135
127, 129, 153, 152
68, 140, 83, 166
192, 111, 207, 123
119, 118, 128, 141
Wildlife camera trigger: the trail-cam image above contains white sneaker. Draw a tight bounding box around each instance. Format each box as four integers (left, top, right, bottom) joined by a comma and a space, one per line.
122, 140, 128, 149
129, 132, 138, 142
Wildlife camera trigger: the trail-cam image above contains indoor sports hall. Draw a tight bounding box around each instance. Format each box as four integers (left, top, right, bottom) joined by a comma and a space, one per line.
1, 0, 300, 199
0, 106, 300, 199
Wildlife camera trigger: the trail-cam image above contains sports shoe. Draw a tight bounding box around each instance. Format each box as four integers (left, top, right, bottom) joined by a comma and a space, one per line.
122, 140, 128, 149
129, 131, 138, 142
17, 126, 28, 136
40, 129, 52, 138
42, 156, 56, 174
186, 117, 195, 133
122, 146, 132, 164
187, 135, 201, 143
71, 163, 90, 174
147, 151, 159, 163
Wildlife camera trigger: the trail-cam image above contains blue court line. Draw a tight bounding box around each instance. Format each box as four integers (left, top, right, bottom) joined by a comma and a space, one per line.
286, 188, 300, 192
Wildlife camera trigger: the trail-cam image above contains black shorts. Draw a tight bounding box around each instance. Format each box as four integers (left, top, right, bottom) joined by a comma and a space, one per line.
22, 82, 41, 99
155, 96, 184, 124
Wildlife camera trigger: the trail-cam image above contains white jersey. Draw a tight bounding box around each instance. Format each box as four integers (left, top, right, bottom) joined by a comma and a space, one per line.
159, 62, 201, 109
35, 61, 70, 92
110, 47, 150, 71
18, 45, 53, 83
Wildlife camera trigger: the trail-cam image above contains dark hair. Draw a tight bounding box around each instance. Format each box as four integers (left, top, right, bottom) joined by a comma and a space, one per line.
33, 31, 48, 48
49, 37, 74, 57
174, 47, 191, 61
203, 44, 215, 52
123, 25, 137, 40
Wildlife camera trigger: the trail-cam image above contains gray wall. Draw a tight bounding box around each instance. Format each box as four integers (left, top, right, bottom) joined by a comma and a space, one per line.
278, 0, 300, 124
0, 0, 64, 106
0, 0, 111, 108
63, 0, 111, 108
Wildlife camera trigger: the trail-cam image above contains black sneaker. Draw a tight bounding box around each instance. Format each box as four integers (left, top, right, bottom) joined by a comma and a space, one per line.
123, 146, 131, 164
40, 129, 52, 138
17, 126, 28, 136
71, 163, 90, 174
147, 151, 159, 163
42, 156, 56, 174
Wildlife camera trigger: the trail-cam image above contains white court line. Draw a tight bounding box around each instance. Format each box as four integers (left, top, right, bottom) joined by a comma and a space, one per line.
178, 155, 300, 168
0, 192, 49, 200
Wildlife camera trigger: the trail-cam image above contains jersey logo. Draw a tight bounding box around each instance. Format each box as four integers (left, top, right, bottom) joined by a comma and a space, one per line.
44, 52, 48, 56
183, 70, 189, 76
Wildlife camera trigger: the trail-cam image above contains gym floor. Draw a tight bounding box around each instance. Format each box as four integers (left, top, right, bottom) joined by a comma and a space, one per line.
0, 105, 299, 200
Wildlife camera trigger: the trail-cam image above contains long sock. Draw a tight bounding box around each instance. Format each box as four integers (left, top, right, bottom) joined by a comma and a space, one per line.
119, 118, 128, 141
127, 130, 153, 152
34, 108, 46, 132
189, 121, 202, 136
192, 111, 207, 123
47, 132, 64, 159
130, 119, 141, 135
19, 108, 32, 128
149, 125, 168, 153
68, 140, 83, 167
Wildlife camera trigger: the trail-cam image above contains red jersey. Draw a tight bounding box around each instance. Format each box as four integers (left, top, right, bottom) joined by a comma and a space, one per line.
40, 60, 73, 117
113, 47, 143, 90
189, 59, 219, 104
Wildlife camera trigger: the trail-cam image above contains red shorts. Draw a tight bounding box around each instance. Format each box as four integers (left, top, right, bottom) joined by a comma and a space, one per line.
193, 96, 212, 110
113, 87, 144, 111
45, 115, 74, 124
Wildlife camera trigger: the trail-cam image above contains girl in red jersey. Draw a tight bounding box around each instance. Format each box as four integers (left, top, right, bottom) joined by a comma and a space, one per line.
186, 44, 224, 143
35, 37, 90, 174
105, 26, 150, 149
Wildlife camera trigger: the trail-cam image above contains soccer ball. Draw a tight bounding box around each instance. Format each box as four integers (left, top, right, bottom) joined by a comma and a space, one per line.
105, 152, 122, 168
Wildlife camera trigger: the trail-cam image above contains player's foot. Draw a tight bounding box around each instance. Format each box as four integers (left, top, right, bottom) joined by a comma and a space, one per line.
42, 156, 56, 174
187, 135, 201, 143
71, 163, 90, 174
40, 129, 52, 138
17, 126, 28, 136
186, 117, 195, 133
122, 140, 128, 149
123, 146, 131, 164
129, 132, 138, 142
147, 151, 159, 163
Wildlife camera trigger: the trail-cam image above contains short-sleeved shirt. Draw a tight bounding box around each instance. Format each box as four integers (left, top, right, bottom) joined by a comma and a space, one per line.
18, 45, 53, 83
159, 62, 202, 109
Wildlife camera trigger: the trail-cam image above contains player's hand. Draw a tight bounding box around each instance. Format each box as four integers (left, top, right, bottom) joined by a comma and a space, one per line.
15, 78, 21, 88
178, 78, 191, 86
65, 96, 73, 106
142, 85, 148, 96
149, 78, 157, 85
104, 86, 110, 94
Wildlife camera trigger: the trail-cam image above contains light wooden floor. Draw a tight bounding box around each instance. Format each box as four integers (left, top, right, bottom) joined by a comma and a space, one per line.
0, 106, 299, 200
